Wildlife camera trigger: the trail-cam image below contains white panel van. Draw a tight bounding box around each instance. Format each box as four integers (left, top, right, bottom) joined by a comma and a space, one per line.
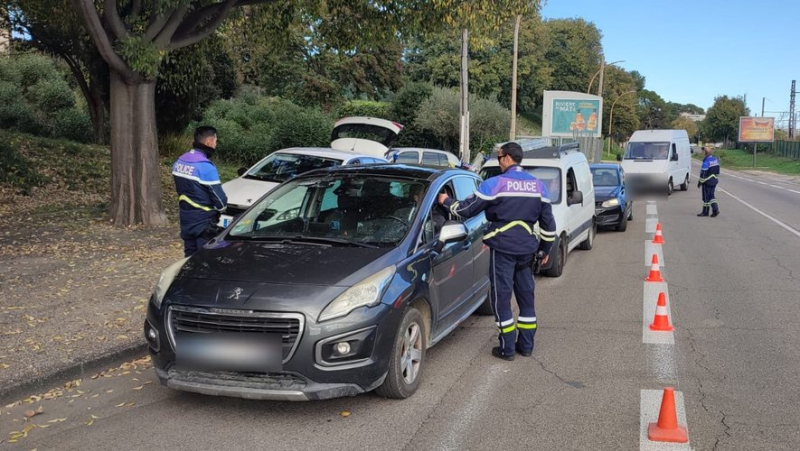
620, 129, 691, 195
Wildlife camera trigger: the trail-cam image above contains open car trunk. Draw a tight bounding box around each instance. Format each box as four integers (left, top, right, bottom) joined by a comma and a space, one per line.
330, 116, 403, 158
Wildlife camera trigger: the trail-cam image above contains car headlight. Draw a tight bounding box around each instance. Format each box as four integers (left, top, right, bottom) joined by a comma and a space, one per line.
152, 257, 189, 308
318, 266, 396, 322
601, 198, 620, 208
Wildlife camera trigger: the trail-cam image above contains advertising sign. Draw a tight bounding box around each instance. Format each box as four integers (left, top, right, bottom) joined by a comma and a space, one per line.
738, 116, 775, 143
542, 91, 603, 138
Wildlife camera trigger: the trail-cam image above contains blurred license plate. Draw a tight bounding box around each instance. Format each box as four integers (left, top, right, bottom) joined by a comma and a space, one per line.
176, 333, 282, 372
220, 215, 234, 228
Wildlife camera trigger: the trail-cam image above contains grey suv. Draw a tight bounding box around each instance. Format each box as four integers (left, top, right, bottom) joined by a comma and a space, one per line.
145, 165, 491, 401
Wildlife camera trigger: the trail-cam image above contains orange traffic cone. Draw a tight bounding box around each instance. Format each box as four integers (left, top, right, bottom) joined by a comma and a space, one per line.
649, 292, 674, 332
652, 223, 665, 244
646, 254, 664, 282
648, 387, 688, 443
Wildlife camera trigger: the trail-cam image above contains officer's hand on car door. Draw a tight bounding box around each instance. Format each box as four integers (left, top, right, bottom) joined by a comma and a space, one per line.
437, 193, 449, 205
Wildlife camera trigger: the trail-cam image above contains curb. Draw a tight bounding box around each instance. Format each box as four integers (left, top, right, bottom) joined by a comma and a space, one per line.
0, 342, 149, 406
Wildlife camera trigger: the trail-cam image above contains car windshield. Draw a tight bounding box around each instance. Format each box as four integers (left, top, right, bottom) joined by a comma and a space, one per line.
227, 174, 428, 247
591, 167, 620, 186
246, 153, 343, 183
624, 142, 670, 160
480, 166, 562, 204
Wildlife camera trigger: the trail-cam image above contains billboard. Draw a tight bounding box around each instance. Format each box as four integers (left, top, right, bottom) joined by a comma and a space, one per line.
738, 116, 775, 143
542, 91, 603, 138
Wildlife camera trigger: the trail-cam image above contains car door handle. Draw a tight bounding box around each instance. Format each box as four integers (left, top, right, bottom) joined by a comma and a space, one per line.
463, 239, 472, 250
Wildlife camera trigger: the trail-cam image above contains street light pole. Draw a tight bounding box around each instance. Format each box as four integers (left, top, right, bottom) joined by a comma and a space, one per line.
509, 15, 522, 141
608, 90, 637, 158
587, 60, 625, 94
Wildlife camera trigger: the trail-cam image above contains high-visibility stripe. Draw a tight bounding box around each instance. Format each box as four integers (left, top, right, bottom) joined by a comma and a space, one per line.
518, 316, 537, 322
496, 318, 515, 327
540, 234, 555, 242
517, 323, 537, 330
484, 220, 533, 240
172, 171, 222, 186
475, 191, 549, 202
539, 230, 556, 237
179, 195, 212, 212
500, 324, 516, 334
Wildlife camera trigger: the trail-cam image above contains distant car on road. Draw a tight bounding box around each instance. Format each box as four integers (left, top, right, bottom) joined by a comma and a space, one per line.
386, 148, 461, 168
146, 164, 492, 401
590, 163, 633, 232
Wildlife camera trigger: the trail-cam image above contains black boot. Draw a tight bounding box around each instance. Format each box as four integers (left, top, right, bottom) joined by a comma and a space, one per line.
491, 347, 515, 361
711, 210, 720, 217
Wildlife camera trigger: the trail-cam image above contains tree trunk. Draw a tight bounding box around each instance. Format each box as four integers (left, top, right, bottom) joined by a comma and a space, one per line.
109, 70, 166, 227
88, 85, 107, 145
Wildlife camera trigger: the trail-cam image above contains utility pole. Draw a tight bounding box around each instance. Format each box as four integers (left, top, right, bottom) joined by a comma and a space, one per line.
509, 15, 522, 141
459, 28, 470, 164
597, 58, 606, 97
789, 80, 796, 139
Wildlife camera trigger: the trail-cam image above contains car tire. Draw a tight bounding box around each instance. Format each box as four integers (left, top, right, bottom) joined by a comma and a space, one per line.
578, 219, 595, 250
375, 307, 426, 399
616, 210, 628, 232
543, 238, 565, 278
628, 202, 634, 221
667, 179, 673, 196
475, 297, 494, 316
680, 175, 689, 191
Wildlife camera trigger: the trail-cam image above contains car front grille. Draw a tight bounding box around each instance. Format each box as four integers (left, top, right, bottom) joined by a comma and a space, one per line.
167, 369, 308, 391
167, 306, 304, 363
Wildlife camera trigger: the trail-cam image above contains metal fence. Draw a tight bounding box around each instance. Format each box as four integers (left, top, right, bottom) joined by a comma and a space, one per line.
771, 140, 800, 160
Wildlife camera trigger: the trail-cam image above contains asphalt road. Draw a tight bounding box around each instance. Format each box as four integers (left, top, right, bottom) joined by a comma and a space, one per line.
3, 163, 799, 450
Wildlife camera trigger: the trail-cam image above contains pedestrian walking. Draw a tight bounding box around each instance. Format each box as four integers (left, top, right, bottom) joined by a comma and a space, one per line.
697, 146, 720, 217
172, 126, 228, 256
437, 142, 556, 360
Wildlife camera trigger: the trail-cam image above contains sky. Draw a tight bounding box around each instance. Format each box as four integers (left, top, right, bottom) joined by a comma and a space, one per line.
541, 0, 799, 127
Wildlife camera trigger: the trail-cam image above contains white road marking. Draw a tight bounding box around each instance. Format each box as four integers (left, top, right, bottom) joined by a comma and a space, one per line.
718, 187, 800, 239
646, 217, 657, 234
640, 389, 692, 451
642, 282, 674, 345
647, 204, 658, 216
645, 242, 664, 267
691, 160, 800, 196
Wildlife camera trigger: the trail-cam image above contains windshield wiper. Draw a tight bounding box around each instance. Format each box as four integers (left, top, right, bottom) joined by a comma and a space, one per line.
284, 236, 379, 248
245, 174, 283, 183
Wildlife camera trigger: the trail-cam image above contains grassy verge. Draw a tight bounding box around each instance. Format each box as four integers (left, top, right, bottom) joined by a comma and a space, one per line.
693, 148, 800, 176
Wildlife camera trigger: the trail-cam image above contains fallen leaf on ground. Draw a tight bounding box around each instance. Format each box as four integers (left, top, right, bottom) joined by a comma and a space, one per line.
340, 411, 351, 417
24, 406, 44, 418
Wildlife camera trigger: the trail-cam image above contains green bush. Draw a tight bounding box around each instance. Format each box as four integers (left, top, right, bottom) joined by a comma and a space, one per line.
0, 103, 44, 135
269, 106, 333, 152
336, 100, 391, 120
29, 80, 76, 114
0, 81, 17, 104
390, 82, 435, 148
54, 108, 94, 143
0, 140, 48, 194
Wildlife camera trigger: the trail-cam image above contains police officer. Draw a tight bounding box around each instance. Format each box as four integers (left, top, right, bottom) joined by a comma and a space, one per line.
172, 126, 228, 256
438, 142, 556, 360
697, 146, 720, 217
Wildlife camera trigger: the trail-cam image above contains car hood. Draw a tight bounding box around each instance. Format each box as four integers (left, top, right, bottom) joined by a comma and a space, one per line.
179, 239, 394, 286
594, 186, 620, 201
620, 159, 668, 174
222, 177, 278, 208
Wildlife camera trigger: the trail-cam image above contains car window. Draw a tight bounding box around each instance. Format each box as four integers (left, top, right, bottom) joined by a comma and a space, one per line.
591, 168, 620, 186
246, 153, 343, 183
453, 176, 478, 201
438, 154, 449, 167
348, 159, 362, 165
575, 162, 593, 192
422, 152, 441, 167
396, 151, 419, 164
229, 175, 428, 247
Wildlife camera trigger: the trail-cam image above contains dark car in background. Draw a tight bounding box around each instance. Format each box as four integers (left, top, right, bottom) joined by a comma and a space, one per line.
590, 164, 632, 232
145, 165, 491, 401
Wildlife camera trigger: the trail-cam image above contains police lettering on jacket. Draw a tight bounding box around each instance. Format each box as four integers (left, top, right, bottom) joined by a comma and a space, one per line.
172, 149, 228, 235
443, 165, 557, 256
699, 154, 720, 186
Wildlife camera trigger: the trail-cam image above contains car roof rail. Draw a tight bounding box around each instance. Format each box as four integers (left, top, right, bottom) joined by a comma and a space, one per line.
522, 141, 581, 159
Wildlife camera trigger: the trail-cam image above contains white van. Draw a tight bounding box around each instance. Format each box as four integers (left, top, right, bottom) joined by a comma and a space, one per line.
480, 143, 596, 277
620, 129, 691, 195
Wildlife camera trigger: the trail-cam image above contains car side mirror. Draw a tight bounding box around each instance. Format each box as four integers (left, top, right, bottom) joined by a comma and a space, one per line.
435, 221, 468, 252
671, 153, 679, 161
237, 167, 247, 176
567, 190, 583, 206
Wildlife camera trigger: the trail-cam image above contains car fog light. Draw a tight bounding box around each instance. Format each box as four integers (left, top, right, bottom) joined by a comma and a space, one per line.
144, 320, 160, 352
335, 342, 351, 355
148, 328, 157, 340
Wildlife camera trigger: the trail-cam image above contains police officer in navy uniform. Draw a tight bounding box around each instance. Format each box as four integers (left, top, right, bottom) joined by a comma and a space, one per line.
697, 146, 720, 217
438, 142, 556, 360
172, 126, 228, 256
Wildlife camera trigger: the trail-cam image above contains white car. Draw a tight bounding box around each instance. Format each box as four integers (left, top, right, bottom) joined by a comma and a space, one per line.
480, 142, 596, 277
386, 148, 462, 168
218, 116, 401, 228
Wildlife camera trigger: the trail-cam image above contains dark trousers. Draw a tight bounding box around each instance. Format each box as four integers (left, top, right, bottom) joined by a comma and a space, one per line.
489, 249, 537, 355
181, 235, 208, 257
701, 184, 718, 214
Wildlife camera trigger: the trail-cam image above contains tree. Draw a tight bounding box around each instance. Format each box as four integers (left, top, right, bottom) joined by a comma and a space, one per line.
638, 89, 668, 130
703, 95, 749, 146
601, 66, 639, 140
671, 116, 699, 141
542, 18, 603, 93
